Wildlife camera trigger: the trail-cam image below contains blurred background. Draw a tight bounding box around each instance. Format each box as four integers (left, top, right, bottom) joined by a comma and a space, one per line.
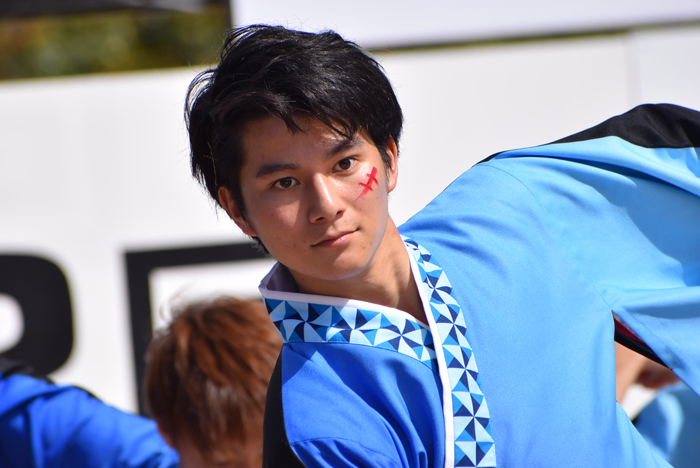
1, 0, 700, 415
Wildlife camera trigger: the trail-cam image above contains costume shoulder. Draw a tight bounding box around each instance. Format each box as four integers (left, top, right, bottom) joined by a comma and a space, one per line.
0, 358, 178, 468
399, 103, 697, 467
408, 103, 700, 388
490, 103, 700, 393
263, 341, 444, 468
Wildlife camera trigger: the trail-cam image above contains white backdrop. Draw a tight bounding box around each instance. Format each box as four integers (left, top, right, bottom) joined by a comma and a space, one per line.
234, 0, 700, 48
1, 23, 699, 413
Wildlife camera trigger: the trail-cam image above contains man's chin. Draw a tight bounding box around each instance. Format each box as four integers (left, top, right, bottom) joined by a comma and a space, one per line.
293, 260, 370, 289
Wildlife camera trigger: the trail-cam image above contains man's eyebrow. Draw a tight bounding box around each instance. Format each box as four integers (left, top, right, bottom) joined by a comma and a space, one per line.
254, 136, 362, 178
255, 162, 299, 178
327, 136, 363, 159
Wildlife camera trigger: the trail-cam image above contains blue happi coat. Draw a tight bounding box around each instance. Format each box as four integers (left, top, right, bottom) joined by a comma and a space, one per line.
261, 104, 700, 468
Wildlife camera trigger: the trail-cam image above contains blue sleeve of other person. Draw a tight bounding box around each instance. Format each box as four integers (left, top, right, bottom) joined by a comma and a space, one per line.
0, 372, 179, 468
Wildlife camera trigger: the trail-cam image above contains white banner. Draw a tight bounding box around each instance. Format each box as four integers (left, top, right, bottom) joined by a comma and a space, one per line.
233, 0, 700, 48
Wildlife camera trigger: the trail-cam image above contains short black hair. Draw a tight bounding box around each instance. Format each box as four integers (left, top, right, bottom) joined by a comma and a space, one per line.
185, 24, 403, 222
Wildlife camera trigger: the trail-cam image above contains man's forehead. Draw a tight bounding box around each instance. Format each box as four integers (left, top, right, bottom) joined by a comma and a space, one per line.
241, 115, 364, 161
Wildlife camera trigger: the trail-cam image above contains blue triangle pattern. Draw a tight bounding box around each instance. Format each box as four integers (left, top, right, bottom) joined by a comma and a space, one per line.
456, 454, 476, 467
309, 322, 326, 333
329, 331, 348, 343
402, 336, 421, 349
427, 273, 441, 288
293, 321, 305, 341
388, 336, 402, 350
432, 289, 445, 302
362, 328, 378, 345
271, 319, 286, 341
265, 298, 282, 313
402, 236, 496, 468
307, 303, 323, 323
354, 310, 369, 328
476, 443, 488, 464
331, 308, 345, 328
285, 302, 303, 321
436, 314, 453, 324
264, 297, 437, 373
334, 318, 351, 331
338, 328, 353, 342
359, 309, 380, 325
448, 304, 460, 322
402, 320, 417, 334
455, 404, 474, 417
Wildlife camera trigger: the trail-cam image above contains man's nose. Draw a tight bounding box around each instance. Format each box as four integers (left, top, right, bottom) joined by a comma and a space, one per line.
308, 174, 344, 223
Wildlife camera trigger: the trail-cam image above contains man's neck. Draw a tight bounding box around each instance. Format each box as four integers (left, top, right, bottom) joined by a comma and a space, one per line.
291, 219, 427, 324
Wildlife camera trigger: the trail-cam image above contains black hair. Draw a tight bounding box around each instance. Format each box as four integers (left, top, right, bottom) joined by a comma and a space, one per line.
185, 24, 403, 226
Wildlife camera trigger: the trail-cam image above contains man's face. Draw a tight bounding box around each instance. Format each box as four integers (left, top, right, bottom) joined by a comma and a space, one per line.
221, 115, 398, 290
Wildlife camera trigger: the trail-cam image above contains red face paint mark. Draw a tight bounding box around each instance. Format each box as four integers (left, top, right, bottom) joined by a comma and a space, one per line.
357, 166, 379, 199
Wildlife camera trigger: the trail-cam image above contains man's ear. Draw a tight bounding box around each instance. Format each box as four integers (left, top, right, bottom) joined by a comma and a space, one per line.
218, 186, 258, 237
385, 137, 399, 193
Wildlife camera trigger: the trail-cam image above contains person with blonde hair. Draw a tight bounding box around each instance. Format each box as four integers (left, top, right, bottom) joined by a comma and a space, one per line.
145, 296, 282, 468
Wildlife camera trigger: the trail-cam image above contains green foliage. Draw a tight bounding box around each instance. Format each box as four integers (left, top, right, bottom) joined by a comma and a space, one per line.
0, 7, 228, 80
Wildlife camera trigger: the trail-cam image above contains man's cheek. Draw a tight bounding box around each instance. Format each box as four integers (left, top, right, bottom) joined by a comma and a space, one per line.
357, 166, 379, 199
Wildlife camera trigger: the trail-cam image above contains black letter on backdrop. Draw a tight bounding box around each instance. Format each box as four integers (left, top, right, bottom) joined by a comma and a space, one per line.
0, 255, 74, 375
125, 242, 265, 415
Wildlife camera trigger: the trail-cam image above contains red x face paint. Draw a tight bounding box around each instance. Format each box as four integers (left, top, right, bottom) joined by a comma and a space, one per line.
357, 166, 379, 199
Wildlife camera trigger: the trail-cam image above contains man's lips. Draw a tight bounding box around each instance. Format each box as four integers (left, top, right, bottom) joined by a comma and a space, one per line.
313, 230, 355, 248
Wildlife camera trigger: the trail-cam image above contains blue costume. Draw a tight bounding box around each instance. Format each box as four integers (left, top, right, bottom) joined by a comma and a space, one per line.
0, 359, 179, 468
261, 104, 700, 468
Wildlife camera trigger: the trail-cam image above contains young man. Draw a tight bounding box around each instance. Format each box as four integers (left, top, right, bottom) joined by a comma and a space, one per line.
186, 25, 700, 468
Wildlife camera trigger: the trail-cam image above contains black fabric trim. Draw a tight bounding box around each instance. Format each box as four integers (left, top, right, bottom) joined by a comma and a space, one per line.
0, 356, 104, 400
614, 331, 667, 368
475, 151, 503, 165
553, 103, 700, 149
263, 353, 307, 468
0, 356, 52, 383
476, 103, 700, 166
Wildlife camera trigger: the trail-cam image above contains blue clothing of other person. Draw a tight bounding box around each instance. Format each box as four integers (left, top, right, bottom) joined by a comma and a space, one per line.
0, 359, 178, 468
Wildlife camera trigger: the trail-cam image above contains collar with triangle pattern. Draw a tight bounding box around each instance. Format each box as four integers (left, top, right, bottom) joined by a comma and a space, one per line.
259, 237, 496, 467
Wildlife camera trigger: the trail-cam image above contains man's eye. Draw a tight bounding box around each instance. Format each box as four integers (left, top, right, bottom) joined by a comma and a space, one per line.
273, 177, 298, 189
335, 158, 356, 172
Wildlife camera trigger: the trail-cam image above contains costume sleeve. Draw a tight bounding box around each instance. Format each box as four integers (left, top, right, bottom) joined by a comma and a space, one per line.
490, 103, 700, 395
634, 383, 700, 467
291, 439, 403, 468
0, 359, 179, 468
